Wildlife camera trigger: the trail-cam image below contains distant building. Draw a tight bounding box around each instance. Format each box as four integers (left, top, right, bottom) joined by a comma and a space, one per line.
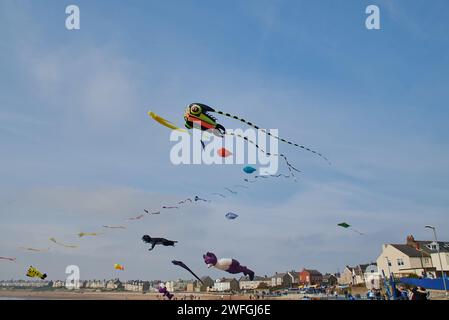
338, 264, 375, 285
239, 276, 271, 290
165, 281, 174, 292
123, 280, 150, 292
52, 280, 65, 288
322, 273, 338, 286
84, 280, 106, 289
270, 272, 292, 288
363, 264, 379, 284
339, 267, 354, 285
0, 280, 49, 288
186, 282, 195, 292
199, 276, 214, 292
299, 269, 323, 286
377, 235, 449, 278
184, 276, 214, 292
106, 279, 122, 290
213, 278, 239, 292
287, 271, 299, 287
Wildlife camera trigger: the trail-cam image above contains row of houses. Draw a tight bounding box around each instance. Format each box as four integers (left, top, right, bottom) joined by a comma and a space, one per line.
171, 270, 339, 293
50, 279, 154, 292
0, 280, 50, 288
201, 234, 449, 291
4, 234, 445, 292
0, 271, 337, 293
337, 234, 449, 288
376, 235, 449, 278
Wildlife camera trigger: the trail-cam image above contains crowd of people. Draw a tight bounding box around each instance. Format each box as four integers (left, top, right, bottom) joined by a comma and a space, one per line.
396, 286, 429, 300
365, 285, 429, 300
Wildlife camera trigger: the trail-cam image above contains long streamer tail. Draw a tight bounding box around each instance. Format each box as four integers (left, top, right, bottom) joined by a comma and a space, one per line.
350, 228, 364, 235
214, 109, 330, 165
226, 132, 300, 180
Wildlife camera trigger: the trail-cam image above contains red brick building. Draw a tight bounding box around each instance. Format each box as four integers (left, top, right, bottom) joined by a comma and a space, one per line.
299, 268, 323, 286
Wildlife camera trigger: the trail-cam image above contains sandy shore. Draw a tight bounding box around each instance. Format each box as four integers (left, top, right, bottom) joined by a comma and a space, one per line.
0, 290, 263, 300
3, 289, 446, 300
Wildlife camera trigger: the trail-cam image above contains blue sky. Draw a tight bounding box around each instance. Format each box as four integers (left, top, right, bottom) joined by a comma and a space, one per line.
1, 0, 449, 281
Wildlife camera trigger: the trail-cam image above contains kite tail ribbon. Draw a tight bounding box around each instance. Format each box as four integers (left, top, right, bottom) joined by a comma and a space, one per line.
226, 132, 300, 180
214, 109, 331, 165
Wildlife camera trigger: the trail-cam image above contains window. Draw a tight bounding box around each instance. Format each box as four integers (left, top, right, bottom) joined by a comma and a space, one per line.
397, 259, 404, 266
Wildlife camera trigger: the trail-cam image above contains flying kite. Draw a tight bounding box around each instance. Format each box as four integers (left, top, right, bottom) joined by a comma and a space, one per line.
149, 104, 329, 179
194, 196, 209, 202
49, 237, 78, 248
102, 225, 127, 229
26, 266, 47, 280
158, 284, 174, 300
126, 214, 145, 221
337, 222, 364, 235
78, 232, 101, 238
184, 103, 329, 161
217, 148, 232, 158
19, 247, 50, 252
244, 172, 291, 184
114, 263, 125, 271
243, 166, 256, 174
171, 260, 203, 284
203, 252, 254, 280
224, 187, 237, 195
162, 206, 179, 209
212, 193, 226, 198
144, 209, 161, 215
270, 173, 291, 178
178, 198, 193, 204
148, 111, 188, 133
183, 103, 331, 176
142, 235, 178, 250
225, 212, 238, 220
0, 256, 16, 262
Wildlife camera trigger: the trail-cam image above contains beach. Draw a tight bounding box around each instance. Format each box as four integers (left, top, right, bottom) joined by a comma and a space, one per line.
0, 290, 267, 300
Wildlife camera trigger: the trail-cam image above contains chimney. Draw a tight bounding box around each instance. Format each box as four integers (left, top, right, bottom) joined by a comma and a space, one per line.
406, 235, 419, 249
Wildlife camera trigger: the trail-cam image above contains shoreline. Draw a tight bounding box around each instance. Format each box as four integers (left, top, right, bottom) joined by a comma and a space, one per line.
0, 289, 259, 300
2, 289, 447, 300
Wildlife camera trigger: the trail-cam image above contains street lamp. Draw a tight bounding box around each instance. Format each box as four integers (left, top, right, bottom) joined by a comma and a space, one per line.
425, 225, 448, 295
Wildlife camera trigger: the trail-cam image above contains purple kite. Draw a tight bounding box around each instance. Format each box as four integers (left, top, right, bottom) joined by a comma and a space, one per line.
158, 284, 174, 300
203, 252, 254, 280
